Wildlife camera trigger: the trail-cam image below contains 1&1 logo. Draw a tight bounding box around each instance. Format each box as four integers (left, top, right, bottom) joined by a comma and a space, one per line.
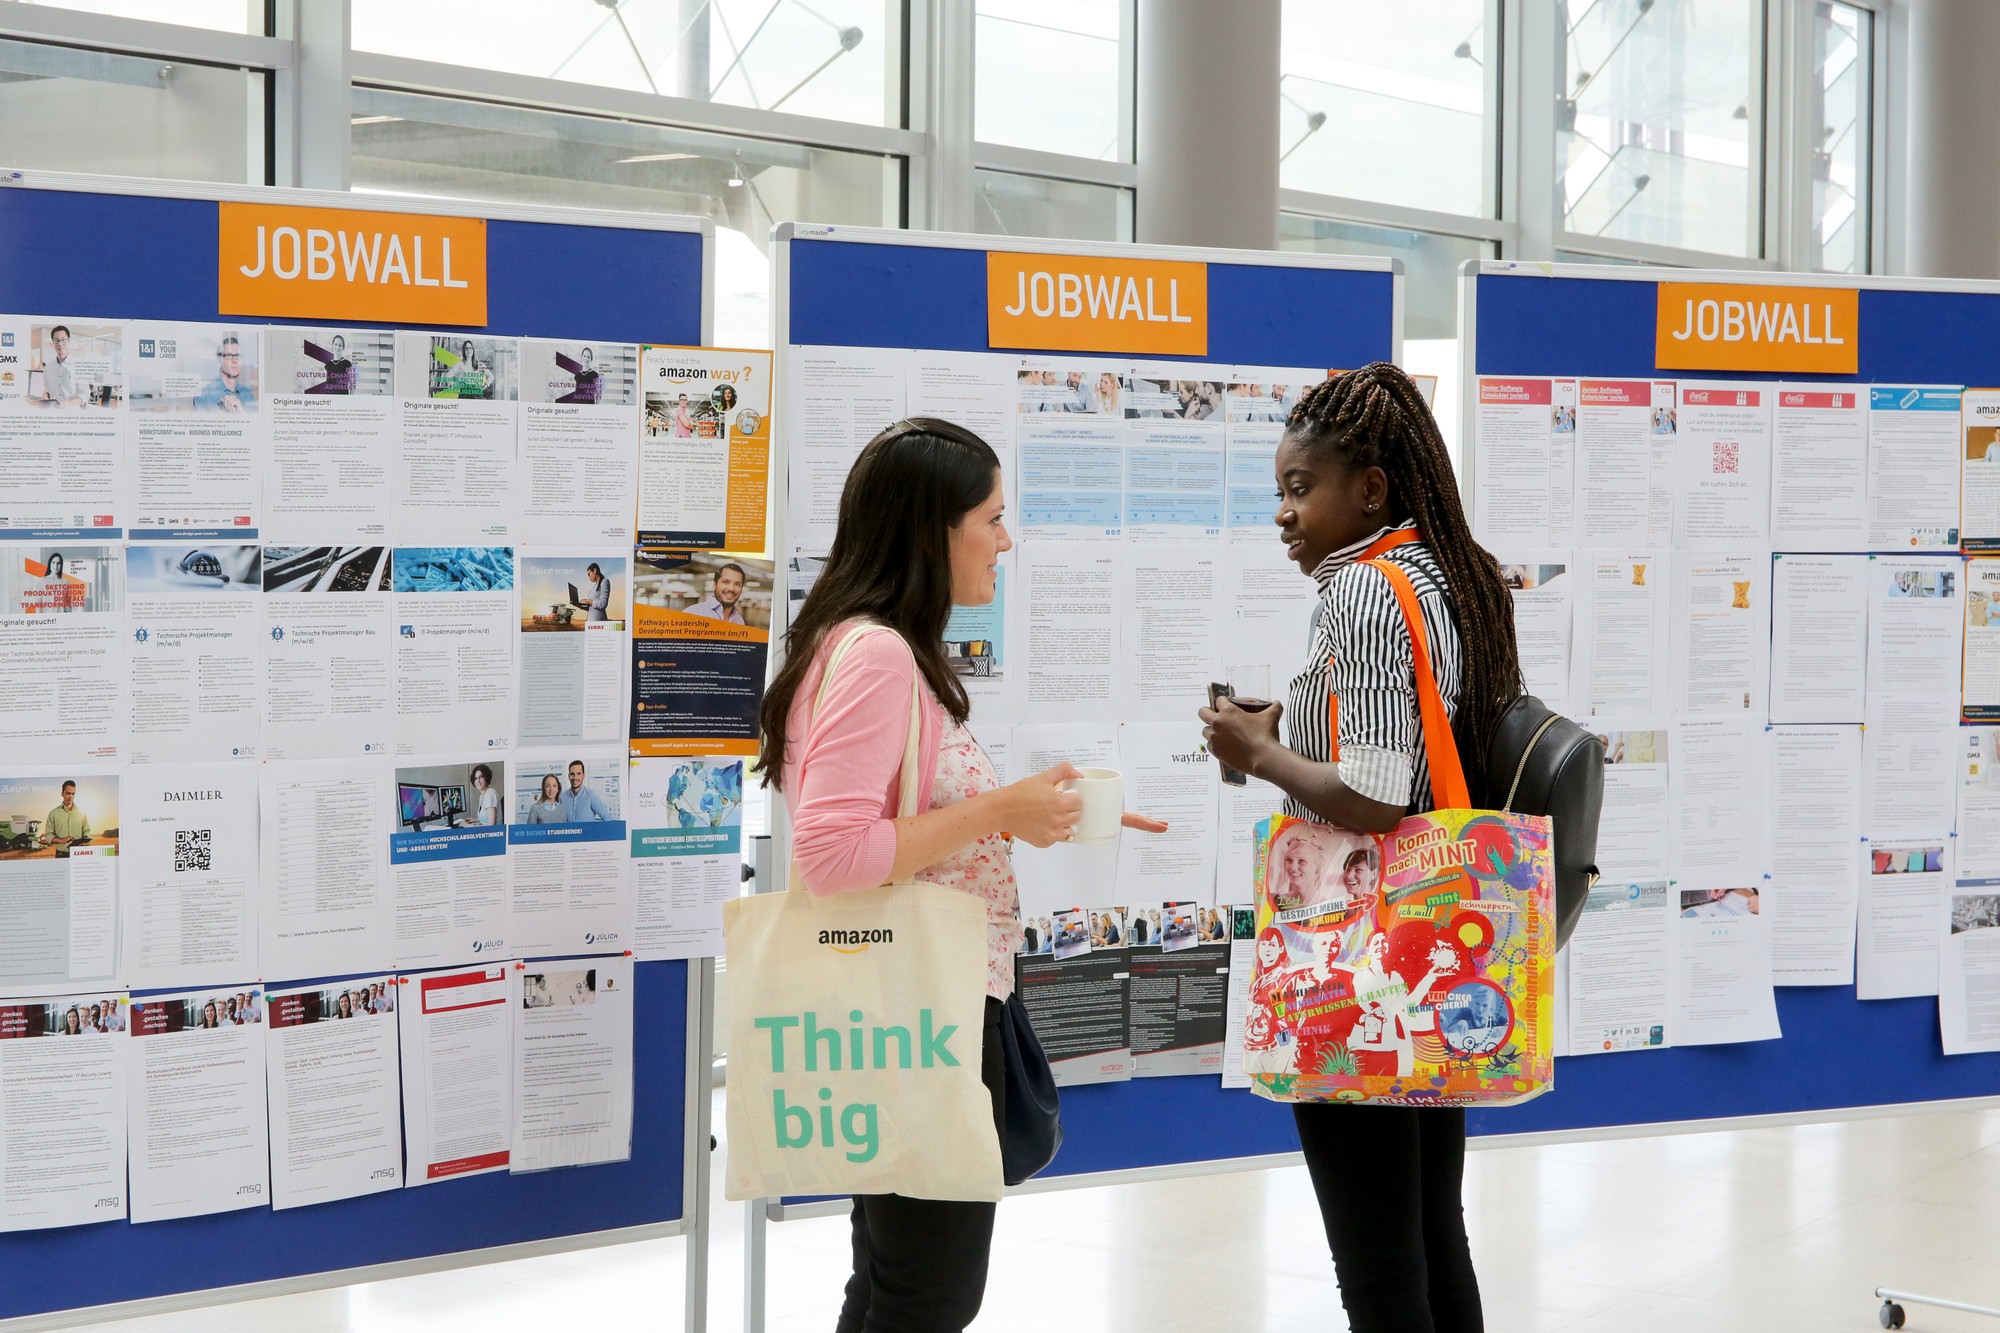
138, 340, 156, 357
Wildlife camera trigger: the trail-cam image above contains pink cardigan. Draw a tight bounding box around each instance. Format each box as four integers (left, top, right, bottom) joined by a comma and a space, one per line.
782, 623, 946, 896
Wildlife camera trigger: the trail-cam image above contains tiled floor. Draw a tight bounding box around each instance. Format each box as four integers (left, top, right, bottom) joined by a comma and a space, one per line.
55, 1104, 2000, 1333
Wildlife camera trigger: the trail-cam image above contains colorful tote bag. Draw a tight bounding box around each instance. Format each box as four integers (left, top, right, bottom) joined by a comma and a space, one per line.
1243, 560, 1557, 1108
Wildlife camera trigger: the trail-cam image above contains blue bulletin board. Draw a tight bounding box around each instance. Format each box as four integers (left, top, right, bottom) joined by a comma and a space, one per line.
771, 224, 1403, 1190
1457, 259, 2000, 1140
0, 170, 711, 1327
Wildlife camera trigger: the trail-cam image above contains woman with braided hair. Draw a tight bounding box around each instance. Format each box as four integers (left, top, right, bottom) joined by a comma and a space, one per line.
1201, 362, 1521, 1332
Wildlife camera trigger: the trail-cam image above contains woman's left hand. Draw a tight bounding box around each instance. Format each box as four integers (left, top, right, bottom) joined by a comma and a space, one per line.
1199, 697, 1284, 779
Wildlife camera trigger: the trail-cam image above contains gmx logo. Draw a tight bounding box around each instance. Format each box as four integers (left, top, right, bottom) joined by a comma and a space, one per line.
138, 339, 156, 357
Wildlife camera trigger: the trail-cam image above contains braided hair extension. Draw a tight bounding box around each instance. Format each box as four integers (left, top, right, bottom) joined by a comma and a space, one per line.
1286, 362, 1522, 800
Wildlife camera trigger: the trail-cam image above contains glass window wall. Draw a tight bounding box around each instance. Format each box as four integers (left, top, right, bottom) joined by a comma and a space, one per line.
974, 0, 1127, 161
353, 0, 904, 129
8, 1, 263, 34
1278, 215, 1489, 341
1560, 0, 1763, 257
1812, 1, 1870, 273
971, 169, 1130, 242
1279, 0, 1490, 218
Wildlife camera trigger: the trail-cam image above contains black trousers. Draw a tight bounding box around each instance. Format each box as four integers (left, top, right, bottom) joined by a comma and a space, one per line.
835, 997, 1006, 1333
1294, 1103, 1483, 1333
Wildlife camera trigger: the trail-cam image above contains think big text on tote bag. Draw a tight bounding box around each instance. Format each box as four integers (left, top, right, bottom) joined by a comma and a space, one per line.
723, 624, 1005, 1203
1242, 558, 1557, 1108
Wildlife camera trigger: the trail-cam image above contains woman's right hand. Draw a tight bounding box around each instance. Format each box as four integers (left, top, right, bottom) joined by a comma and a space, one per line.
995, 763, 1084, 847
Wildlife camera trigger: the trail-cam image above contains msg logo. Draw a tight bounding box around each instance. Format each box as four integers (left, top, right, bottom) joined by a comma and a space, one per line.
370, 1168, 396, 1179
237, 1183, 264, 1195
95, 1196, 121, 1208
819, 927, 892, 954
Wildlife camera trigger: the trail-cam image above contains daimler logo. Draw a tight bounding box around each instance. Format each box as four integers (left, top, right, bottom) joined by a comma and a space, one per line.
820, 928, 893, 954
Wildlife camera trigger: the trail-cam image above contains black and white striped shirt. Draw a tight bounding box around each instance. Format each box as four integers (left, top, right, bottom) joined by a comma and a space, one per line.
1283, 521, 1464, 820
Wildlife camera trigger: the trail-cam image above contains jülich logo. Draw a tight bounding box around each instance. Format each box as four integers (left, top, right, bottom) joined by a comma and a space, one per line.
753, 1008, 960, 1163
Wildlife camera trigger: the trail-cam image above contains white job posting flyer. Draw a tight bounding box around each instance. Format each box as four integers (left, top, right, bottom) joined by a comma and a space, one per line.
1017, 542, 1119, 724
1943, 729, 2000, 1054
125, 985, 270, 1223
517, 548, 629, 747
119, 765, 258, 993
390, 546, 516, 755
1966, 390, 2000, 554
0, 991, 128, 1231
263, 326, 395, 542
1571, 551, 1670, 716
1769, 554, 1869, 724
0, 769, 119, 998
1117, 545, 1223, 721
511, 955, 634, 1173
123, 322, 263, 538
1671, 551, 1769, 719
391, 756, 511, 969
1123, 364, 1226, 543
1867, 385, 1963, 551
1866, 554, 1965, 704
1859, 839, 1952, 1001
1573, 380, 1675, 547
1672, 382, 1772, 550
0, 544, 125, 763
508, 749, 634, 958
1113, 721, 1221, 905
520, 340, 640, 546
394, 333, 519, 543
631, 755, 740, 961
1670, 884, 1781, 1046
125, 543, 261, 764
1017, 360, 1125, 542
1495, 554, 1574, 716
265, 976, 403, 1209
1474, 377, 1576, 547
1770, 386, 1867, 551
0, 316, 125, 537
260, 544, 392, 760
1965, 557, 2000, 722
1767, 725, 1863, 984
259, 757, 394, 981
1670, 718, 1768, 886
1589, 724, 1671, 882
1010, 724, 1121, 916
786, 346, 905, 556
400, 962, 516, 1184
1566, 880, 1670, 1056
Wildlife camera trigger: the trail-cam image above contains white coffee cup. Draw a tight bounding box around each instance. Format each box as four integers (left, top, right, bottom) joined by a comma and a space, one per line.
1066, 767, 1123, 846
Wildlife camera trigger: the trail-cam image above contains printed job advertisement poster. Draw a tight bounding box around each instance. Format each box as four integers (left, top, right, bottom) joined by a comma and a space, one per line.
394, 333, 519, 543
1573, 380, 1675, 547
1122, 364, 1226, 542
1566, 880, 1670, 1056
1588, 725, 1670, 882
1010, 724, 1120, 915
1967, 390, 2000, 554
1673, 382, 1771, 550
260, 544, 392, 760
400, 962, 516, 1184
0, 316, 124, 537
1670, 886, 1780, 1046
518, 548, 629, 748
1858, 839, 1951, 1000
1866, 554, 1964, 703
630, 551, 771, 757
1671, 551, 1769, 718
263, 326, 395, 542
120, 765, 257, 992
1224, 544, 1319, 689
1669, 718, 1767, 886
0, 544, 124, 762
1944, 730, 2000, 1052
631, 756, 742, 960
259, 757, 394, 981
1767, 725, 1863, 985
907, 351, 1016, 483
638, 346, 772, 551
1770, 386, 1867, 551
1017, 407, 1124, 543
1571, 551, 1670, 716
1474, 378, 1576, 547
0, 770, 118, 998
1961, 729, 2000, 883
507, 749, 632, 958
944, 558, 1010, 725
1862, 695, 1960, 843
1769, 553, 1869, 724
786, 346, 904, 557
1112, 722, 1220, 904
512, 956, 634, 1172
1116, 545, 1223, 720
390, 546, 515, 755
0, 991, 127, 1230
124, 322, 263, 538
1965, 557, 2000, 721
1868, 385, 1963, 551
264, 976, 401, 1208
1014, 930, 1133, 1087
1129, 935, 1230, 1077
391, 757, 510, 969
125, 986, 269, 1222
125, 543, 261, 764
519, 340, 640, 546
1496, 553, 1573, 716
1016, 543, 1119, 724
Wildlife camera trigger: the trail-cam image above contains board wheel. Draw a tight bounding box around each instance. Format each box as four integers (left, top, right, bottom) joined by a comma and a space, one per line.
1879, 1299, 1905, 1329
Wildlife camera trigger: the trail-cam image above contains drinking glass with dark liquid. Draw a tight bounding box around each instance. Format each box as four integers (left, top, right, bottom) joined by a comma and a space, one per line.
1211, 665, 1272, 786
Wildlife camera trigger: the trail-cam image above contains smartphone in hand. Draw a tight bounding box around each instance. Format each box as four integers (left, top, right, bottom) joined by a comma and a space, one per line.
1208, 682, 1249, 787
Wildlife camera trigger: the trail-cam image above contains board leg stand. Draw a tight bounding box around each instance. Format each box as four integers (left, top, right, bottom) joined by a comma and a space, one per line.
686, 957, 717, 1333
744, 1198, 768, 1333
1875, 1286, 2000, 1327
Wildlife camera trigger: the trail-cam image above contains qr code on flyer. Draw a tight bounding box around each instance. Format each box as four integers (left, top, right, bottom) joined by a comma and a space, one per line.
174, 829, 211, 873
1712, 442, 1740, 474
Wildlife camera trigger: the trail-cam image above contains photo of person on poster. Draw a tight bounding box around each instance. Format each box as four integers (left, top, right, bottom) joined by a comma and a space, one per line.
685, 562, 747, 623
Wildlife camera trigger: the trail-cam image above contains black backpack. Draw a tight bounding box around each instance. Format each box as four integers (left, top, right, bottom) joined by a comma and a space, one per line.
1483, 695, 1604, 952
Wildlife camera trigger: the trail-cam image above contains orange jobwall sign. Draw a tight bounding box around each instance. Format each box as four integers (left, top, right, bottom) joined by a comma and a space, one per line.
217, 201, 488, 325
1654, 281, 1858, 374
986, 251, 1207, 356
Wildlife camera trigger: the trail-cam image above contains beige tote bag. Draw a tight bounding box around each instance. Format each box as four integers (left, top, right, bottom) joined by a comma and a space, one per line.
723, 624, 1003, 1203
